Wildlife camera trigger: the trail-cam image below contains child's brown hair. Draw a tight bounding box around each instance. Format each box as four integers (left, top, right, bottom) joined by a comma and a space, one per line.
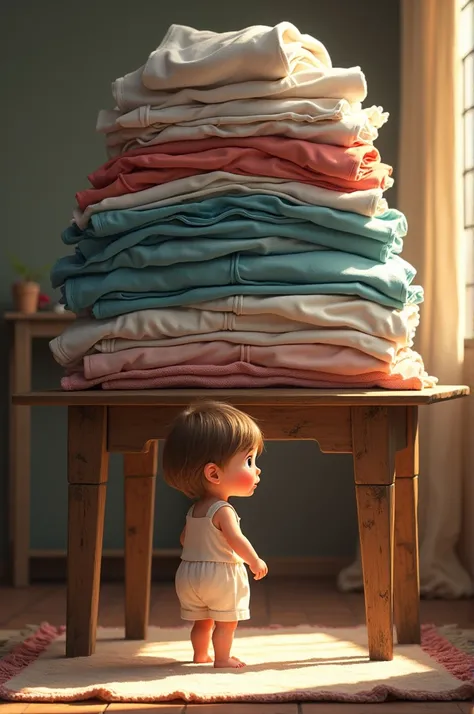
162, 401, 264, 499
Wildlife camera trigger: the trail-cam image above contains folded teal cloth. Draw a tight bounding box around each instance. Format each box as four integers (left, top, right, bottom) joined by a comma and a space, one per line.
63, 195, 407, 244
62, 249, 423, 319
52, 196, 406, 287
52, 236, 327, 286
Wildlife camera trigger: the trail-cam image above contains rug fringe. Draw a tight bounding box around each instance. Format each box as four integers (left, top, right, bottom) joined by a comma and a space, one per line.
0, 625, 40, 658
0, 622, 63, 696
421, 624, 474, 682
435, 624, 474, 656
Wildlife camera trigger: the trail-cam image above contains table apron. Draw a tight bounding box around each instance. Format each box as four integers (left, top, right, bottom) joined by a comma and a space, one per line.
107, 404, 353, 453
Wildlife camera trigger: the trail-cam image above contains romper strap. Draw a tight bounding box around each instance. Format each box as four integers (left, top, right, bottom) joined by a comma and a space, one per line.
186, 504, 196, 517
206, 500, 239, 521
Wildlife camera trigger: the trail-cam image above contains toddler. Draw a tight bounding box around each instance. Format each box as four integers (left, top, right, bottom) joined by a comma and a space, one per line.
163, 400, 268, 668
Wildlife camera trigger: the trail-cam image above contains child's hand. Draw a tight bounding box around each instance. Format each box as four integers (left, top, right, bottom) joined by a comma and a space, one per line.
249, 558, 268, 580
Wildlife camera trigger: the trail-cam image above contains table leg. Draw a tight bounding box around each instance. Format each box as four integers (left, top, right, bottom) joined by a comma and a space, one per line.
394, 406, 421, 644
124, 441, 158, 640
66, 406, 109, 657
352, 406, 396, 661
9, 322, 32, 587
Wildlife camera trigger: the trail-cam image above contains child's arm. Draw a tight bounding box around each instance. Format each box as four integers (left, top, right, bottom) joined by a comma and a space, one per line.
214, 506, 268, 580
179, 526, 186, 546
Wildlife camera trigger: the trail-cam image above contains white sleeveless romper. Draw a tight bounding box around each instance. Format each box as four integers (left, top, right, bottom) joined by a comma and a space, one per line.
175, 500, 250, 622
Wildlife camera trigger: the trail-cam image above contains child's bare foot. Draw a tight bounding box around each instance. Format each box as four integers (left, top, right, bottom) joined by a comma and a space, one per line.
193, 653, 213, 663
214, 656, 246, 668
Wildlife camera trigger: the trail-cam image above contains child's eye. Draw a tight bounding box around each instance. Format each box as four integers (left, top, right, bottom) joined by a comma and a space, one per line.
247, 456, 253, 467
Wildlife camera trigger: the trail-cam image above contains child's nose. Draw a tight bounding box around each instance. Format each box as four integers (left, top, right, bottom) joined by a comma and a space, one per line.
256, 468, 261, 478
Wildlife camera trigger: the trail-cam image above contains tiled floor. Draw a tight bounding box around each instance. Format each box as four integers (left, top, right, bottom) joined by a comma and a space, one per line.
0, 577, 472, 714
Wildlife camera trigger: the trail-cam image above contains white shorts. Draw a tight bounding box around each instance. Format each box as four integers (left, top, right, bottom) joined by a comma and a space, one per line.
175, 560, 250, 622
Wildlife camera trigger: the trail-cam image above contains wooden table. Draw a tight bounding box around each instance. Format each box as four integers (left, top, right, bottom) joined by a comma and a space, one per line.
12, 386, 470, 661
6, 312, 74, 587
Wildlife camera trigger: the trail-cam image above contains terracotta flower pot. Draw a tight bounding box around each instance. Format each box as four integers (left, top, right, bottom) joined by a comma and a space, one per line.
12, 281, 40, 314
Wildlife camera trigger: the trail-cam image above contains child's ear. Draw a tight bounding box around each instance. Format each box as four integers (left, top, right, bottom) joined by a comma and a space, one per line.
203, 462, 220, 484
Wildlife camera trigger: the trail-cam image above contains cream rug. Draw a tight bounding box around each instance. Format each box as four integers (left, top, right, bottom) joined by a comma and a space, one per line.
0, 624, 472, 704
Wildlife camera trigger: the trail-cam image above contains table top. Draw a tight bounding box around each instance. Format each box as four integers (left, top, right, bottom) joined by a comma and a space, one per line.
4, 311, 75, 321
11, 385, 469, 407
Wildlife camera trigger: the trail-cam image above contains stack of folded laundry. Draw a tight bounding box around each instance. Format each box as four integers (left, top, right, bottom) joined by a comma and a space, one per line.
49, 22, 436, 390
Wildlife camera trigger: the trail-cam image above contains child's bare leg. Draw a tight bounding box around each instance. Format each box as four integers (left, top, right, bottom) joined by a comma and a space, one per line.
191, 619, 214, 663
212, 621, 245, 668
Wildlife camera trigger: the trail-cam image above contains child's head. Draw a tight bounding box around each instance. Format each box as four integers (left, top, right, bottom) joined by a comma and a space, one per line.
163, 401, 264, 499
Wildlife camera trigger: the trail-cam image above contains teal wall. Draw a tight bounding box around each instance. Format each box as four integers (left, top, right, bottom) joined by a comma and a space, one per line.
0, 0, 400, 573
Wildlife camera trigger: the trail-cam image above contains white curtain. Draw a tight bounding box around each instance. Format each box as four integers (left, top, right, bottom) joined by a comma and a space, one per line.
338, 0, 473, 598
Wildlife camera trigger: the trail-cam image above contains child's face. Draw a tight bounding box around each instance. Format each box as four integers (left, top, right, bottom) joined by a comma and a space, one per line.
219, 448, 261, 498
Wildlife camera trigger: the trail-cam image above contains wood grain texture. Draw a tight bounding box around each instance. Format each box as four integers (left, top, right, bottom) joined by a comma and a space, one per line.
7, 315, 77, 586
394, 406, 421, 644
394, 476, 420, 644
124, 441, 158, 640
395, 406, 420, 478
12, 385, 470, 407
9, 322, 32, 587
108, 405, 352, 453
461, 341, 474, 579
66, 484, 107, 657
67, 406, 109, 657
352, 405, 396, 661
355, 484, 395, 661
68, 407, 109, 485
4, 311, 75, 321
351, 406, 397, 486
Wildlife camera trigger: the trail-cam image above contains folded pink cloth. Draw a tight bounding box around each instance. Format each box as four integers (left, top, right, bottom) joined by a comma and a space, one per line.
90, 138, 384, 187
61, 359, 436, 391
101, 372, 430, 390
80, 342, 406, 380
77, 138, 392, 210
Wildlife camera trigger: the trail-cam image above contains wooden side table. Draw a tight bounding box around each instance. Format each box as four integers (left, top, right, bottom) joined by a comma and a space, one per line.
13, 386, 469, 661
5, 312, 74, 587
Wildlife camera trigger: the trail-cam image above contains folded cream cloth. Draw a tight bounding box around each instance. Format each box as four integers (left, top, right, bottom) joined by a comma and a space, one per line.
129, 23, 332, 92
100, 105, 389, 158
96, 97, 362, 134
72, 172, 388, 229
50, 296, 420, 367
112, 66, 367, 112
103, 115, 373, 157
97, 98, 367, 133
110, 24, 366, 111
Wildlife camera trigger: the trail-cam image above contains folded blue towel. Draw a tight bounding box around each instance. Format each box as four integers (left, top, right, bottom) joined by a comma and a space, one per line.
62, 249, 423, 319
63, 195, 406, 245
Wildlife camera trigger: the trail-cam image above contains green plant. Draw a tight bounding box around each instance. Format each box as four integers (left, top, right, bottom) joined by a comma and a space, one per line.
9, 254, 50, 283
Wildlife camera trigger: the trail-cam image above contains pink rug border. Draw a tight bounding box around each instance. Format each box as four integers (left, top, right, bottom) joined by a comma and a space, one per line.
0, 623, 472, 704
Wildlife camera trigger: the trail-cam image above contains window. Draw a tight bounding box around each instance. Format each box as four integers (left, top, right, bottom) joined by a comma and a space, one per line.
461, 0, 474, 337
